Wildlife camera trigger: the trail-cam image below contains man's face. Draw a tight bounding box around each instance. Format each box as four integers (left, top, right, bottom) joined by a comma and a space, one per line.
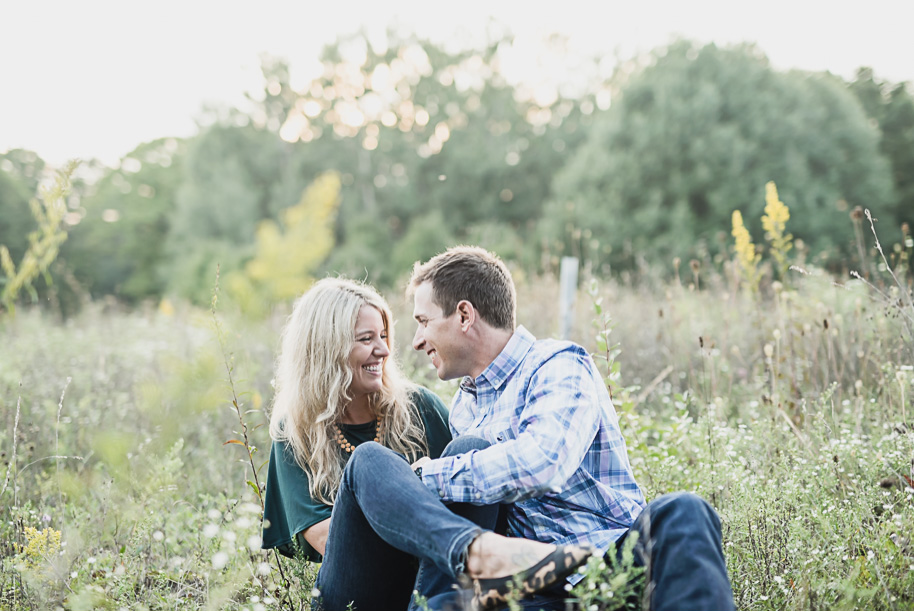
412, 282, 468, 381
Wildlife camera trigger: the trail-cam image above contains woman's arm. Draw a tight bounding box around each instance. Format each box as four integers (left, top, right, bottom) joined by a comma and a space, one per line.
302, 518, 331, 556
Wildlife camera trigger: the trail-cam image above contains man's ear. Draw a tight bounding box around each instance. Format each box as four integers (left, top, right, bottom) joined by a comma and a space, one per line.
456, 300, 476, 331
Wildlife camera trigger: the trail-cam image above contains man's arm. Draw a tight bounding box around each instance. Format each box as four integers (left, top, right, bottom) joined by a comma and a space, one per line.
418, 348, 602, 504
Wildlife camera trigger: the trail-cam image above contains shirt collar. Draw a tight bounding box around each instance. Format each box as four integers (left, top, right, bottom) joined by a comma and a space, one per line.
476, 325, 535, 391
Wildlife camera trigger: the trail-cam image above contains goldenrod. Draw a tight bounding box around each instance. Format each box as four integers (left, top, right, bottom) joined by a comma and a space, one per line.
732, 210, 761, 292
762, 181, 793, 280
20, 526, 62, 569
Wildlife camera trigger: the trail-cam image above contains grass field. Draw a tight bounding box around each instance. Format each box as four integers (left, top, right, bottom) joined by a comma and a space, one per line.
2, 258, 913, 610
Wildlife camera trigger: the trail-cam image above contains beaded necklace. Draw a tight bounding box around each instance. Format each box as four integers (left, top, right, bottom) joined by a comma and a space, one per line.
332, 414, 383, 454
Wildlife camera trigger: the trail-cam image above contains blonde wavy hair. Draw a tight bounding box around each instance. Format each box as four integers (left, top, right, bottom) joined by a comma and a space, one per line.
269, 277, 428, 504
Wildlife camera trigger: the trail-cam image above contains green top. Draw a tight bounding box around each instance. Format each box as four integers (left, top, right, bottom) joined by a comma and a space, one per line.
261, 386, 452, 562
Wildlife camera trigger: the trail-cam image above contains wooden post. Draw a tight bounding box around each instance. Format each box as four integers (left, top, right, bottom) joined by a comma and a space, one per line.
559, 256, 579, 340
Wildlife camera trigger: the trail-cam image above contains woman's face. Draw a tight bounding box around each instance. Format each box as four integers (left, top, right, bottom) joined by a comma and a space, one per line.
347, 305, 390, 401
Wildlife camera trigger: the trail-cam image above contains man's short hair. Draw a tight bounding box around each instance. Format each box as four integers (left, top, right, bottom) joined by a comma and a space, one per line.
408, 246, 516, 331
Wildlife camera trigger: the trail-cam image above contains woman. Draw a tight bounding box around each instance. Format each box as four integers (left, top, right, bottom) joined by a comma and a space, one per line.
262, 278, 590, 610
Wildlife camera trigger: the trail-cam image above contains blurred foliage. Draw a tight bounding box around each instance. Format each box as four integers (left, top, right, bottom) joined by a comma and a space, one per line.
0, 163, 74, 314
1, 35, 912, 313
61, 138, 185, 301
226, 172, 342, 315
0, 161, 33, 266
848, 67, 914, 231
544, 40, 895, 273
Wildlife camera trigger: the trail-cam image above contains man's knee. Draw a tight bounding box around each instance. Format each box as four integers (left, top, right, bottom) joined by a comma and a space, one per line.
642, 492, 722, 535
441, 435, 490, 457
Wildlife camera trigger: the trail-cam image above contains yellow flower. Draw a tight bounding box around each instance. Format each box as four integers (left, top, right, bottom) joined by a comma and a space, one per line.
20, 526, 62, 569
762, 181, 790, 237
732, 210, 761, 292
761, 181, 793, 280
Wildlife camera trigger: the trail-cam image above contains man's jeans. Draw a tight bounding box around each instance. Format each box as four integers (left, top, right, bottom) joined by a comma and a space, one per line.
419, 438, 735, 611
314, 437, 735, 611
617, 491, 735, 610
313, 441, 483, 610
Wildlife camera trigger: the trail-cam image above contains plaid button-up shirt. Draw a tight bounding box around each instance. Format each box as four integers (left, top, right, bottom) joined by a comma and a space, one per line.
420, 326, 645, 552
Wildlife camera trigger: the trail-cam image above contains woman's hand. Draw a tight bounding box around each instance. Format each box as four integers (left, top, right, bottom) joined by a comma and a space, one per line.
302, 518, 331, 556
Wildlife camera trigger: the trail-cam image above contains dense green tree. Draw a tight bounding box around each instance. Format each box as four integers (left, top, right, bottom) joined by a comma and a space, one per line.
61, 138, 185, 301
0, 149, 46, 195
279, 33, 593, 285
0, 161, 34, 265
162, 123, 316, 302
544, 40, 895, 271
849, 68, 914, 229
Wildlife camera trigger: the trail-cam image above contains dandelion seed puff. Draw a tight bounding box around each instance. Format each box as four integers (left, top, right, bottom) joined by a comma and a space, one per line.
240, 502, 261, 515
203, 524, 219, 538
223, 530, 237, 543
87, 556, 97, 564
247, 535, 262, 551
235, 517, 252, 529
207, 509, 221, 520
212, 552, 229, 570
152, 530, 164, 542
311, 588, 321, 598
257, 562, 271, 576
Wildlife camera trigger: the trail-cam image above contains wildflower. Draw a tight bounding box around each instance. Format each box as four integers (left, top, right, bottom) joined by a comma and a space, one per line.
762, 181, 793, 279
212, 552, 229, 570
731, 210, 761, 292
203, 524, 219, 538
19, 526, 62, 569
247, 535, 262, 551
152, 530, 164, 542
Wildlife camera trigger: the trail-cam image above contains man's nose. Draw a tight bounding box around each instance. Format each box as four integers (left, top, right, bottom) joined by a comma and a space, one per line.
412, 326, 424, 351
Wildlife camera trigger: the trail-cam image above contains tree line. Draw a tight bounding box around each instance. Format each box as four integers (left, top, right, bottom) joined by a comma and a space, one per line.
1, 34, 912, 314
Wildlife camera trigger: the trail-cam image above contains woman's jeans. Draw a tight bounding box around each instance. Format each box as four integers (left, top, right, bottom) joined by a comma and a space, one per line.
314, 437, 734, 611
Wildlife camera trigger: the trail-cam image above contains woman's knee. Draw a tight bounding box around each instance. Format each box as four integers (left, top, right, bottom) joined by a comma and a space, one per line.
441, 435, 490, 457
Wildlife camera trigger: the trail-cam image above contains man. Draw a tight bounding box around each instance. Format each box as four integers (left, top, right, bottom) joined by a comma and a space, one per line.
408, 245, 734, 610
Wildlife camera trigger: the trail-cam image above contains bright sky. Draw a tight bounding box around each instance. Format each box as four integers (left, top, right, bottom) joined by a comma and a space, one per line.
2, 0, 913, 168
